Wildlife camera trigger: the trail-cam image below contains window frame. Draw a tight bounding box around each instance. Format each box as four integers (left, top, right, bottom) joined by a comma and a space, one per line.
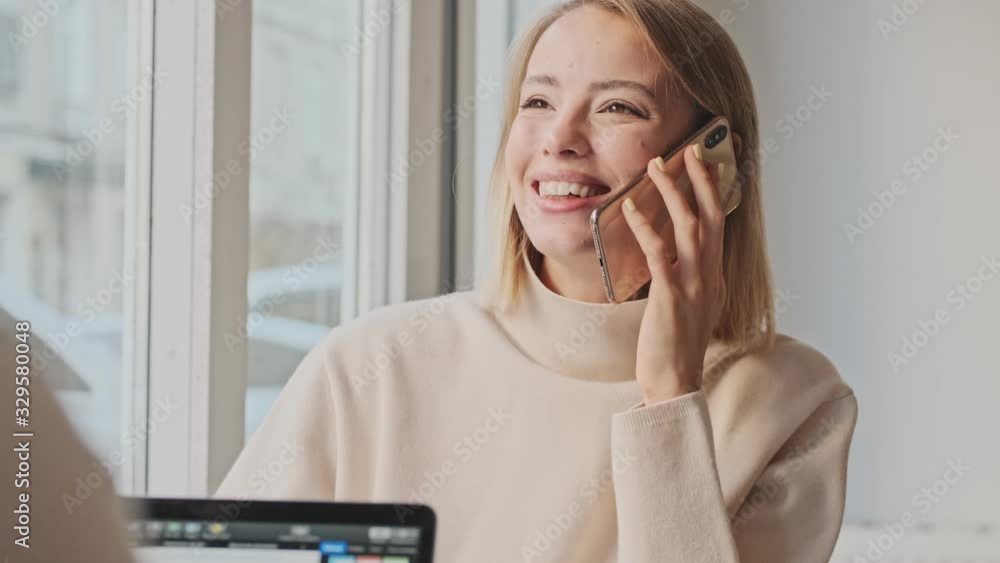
141, 0, 456, 496
145, 0, 252, 497
121, 0, 156, 497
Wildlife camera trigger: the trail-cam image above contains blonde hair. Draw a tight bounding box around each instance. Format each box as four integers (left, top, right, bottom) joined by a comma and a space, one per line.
481, 0, 775, 351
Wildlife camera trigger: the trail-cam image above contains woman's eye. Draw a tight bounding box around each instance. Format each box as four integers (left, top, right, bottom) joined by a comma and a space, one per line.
605, 102, 641, 116
520, 98, 550, 110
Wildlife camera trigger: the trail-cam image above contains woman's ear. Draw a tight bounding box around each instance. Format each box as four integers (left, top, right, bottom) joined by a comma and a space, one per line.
731, 132, 743, 157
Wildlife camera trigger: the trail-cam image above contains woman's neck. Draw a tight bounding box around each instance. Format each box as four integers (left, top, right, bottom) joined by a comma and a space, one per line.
535, 251, 649, 303
536, 253, 609, 304
490, 252, 650, 381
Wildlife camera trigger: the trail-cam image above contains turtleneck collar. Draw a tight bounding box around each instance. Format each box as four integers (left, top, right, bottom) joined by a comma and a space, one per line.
488, 253, 646, 382
491, 253, 734, 383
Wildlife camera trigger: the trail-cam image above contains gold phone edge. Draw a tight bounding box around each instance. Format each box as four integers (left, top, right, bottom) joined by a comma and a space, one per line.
589, 115, 732, 304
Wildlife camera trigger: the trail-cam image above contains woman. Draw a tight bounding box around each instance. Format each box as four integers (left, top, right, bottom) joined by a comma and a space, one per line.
217, 1, 858, 561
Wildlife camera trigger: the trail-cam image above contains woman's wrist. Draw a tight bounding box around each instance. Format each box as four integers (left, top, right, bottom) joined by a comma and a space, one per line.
642, 381, 700, 406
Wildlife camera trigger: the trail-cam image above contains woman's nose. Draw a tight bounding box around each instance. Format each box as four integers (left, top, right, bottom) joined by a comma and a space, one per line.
542, 113, 592, 158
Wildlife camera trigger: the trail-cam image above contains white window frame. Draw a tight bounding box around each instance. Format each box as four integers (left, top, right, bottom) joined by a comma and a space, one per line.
396, 0, 453, 301
121, 0, 155, 496
142, 0, 454, 496
146, 0, 252, 497
373, 0, 455, 305
355, 0, 396, 313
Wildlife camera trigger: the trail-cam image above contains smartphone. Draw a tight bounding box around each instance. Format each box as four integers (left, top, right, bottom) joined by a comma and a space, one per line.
590, 115, 741, 303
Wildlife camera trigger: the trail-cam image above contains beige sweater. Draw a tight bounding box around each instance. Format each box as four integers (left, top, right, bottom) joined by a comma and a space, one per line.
217, 259, 858, 562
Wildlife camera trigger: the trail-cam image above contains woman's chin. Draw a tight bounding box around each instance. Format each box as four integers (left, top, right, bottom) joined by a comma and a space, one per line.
527, 232, 597, 262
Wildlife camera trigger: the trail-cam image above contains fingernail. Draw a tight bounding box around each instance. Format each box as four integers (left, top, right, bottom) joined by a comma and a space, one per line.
693, 144, 703, 161
654, 156, 666, 172
623, 197, 636, 212
717, 162, 726, 179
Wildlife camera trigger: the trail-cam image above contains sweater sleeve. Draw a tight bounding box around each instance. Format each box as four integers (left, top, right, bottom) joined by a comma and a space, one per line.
610, 390, 858, 563
214, 335, 339, 501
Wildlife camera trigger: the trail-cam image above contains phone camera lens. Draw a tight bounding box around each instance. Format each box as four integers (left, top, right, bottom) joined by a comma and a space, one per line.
704, 125, 728, 150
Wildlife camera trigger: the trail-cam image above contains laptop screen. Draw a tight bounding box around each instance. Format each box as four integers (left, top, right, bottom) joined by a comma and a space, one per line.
124, 499, 435, 563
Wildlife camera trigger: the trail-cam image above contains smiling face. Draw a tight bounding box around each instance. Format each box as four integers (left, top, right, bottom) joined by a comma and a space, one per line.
506, 5, 698, 263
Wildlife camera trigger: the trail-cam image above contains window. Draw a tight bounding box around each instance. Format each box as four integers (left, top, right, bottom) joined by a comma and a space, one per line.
244, 0, 362, 438
0, 0, 444, 496
0, 0, 130, 477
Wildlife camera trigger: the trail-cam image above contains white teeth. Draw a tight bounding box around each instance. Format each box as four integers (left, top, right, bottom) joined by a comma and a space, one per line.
538, 181, 603, 198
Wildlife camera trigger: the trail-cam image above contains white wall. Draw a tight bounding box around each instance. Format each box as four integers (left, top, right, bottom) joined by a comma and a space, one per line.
714, 0, 1000, 528
477, 0, 1000, 532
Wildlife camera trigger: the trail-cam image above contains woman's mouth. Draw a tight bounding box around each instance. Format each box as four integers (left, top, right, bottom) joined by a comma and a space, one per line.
534, 181, 612, 199
529, 180, 613, 213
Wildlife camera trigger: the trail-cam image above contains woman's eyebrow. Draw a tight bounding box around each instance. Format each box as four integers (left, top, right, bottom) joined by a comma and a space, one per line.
590, 79, 656, 101
523, 74, 656, 101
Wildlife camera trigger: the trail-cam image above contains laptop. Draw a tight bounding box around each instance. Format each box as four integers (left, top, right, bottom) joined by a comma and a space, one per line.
123, 498, 436, 563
